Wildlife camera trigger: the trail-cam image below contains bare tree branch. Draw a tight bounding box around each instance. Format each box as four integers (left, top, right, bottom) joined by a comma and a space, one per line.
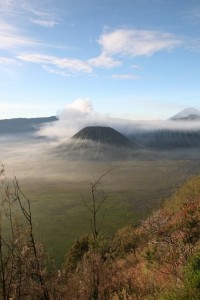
81, 169, 111, 239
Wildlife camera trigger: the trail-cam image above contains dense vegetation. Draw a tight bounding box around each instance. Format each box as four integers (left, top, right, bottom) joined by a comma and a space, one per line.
0, 168, 200, 299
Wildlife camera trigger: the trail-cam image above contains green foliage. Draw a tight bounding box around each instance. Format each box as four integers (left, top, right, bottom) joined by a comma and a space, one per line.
164, 174, 200, 212
64, 232, 111, 274
64, 234, 90, 272
90, 233, 113, 263
112, 225, 143, 257
144, 245, 158, 264
153, 251, 200, 300
184, 251, 200, 290
158, 292, 196, 300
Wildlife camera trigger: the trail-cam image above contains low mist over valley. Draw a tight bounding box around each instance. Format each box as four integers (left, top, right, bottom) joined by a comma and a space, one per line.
1, 104, 200, 264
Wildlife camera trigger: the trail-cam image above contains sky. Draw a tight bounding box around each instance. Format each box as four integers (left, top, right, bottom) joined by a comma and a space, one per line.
0, 0, 200, 120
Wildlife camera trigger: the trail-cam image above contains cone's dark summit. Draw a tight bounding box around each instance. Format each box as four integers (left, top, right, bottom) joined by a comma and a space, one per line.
72, 126, 132, 147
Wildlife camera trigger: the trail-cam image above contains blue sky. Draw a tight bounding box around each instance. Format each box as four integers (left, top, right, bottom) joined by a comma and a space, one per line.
0, 0, 200, 120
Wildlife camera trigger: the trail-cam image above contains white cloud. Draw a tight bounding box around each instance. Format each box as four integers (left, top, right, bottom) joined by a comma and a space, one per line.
87, 28, 182, 69
0, 0, 61, 27
98, 29, 182, 57
0, 19, 184, 76
111, 74, 139, 80
63, 98, 93, 116
39, 98, 128, 140
89, 53, 121, 68
0, 56, 18, 65
16, 53, 92, 73
0, 21, 38, 50
26, 7, 54, 19
42, 65, 70, 77
39, 98, 95, 139
30, 19, 59, 27
26, 7, 61, 27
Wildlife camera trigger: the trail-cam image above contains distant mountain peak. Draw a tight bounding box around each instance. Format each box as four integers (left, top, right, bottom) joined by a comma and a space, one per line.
72, 126, 132, 147
170, 107, 200, 121
56, 126, 133, 161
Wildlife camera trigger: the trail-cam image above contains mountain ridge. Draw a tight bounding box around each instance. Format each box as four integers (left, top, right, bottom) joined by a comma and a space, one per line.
169, 107, 200, 121
0, 116, 58, 134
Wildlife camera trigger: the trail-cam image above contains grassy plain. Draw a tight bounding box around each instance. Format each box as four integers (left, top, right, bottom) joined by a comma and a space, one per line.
14, 159, 196, 266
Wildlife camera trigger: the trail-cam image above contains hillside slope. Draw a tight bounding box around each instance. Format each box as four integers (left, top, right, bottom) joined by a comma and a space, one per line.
63, 175, 200, 299
1, 172, 200, 299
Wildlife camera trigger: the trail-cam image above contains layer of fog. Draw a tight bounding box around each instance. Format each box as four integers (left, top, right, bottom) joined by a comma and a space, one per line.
1, 133, 200, 185
0, 133, 126, 183
38, 98, 200, 142
1, 98, 200, 183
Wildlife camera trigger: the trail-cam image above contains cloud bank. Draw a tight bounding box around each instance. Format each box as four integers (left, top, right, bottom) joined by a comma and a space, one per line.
38, 99, 200, 142
98, 29, 182, 57
38, 98, 132, 140
39, 99, 102, 140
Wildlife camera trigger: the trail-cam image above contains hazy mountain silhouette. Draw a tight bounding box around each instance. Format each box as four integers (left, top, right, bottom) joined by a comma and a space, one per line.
0, 116, 58, 135
129, 129, 200, 149
2, 109, 200, 155
169, 107, 200, 121
127, 108, 200, 150
56, 126, 134, 161
72, 126, 132, 147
